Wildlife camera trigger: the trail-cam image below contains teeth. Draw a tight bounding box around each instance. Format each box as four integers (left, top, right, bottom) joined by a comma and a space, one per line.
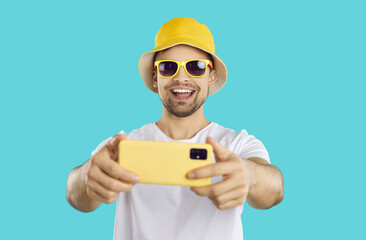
172, 89, 193, 93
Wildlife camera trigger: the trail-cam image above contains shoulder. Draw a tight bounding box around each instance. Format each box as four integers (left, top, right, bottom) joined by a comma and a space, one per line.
209, 123, 270, 163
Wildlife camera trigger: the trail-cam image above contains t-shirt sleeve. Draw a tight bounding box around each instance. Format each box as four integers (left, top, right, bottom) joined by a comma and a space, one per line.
238, 129, 271, 164
91, 130, 126, 157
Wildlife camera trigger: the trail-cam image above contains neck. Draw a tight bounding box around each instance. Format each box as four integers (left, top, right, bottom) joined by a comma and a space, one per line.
155, 105, 210, 140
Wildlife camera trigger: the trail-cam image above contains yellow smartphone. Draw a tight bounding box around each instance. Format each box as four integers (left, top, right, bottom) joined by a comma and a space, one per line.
118, 140, 212, 186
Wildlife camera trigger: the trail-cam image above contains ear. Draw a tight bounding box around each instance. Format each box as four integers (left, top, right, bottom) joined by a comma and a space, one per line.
152, 68, 158, 88
208, 69, 217, 88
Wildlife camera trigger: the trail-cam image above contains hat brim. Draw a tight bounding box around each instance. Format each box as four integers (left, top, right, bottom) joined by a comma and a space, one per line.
138, 39, 227, 96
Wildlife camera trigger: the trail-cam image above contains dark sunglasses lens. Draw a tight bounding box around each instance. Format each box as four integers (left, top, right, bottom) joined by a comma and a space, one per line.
186, 61, 206, 76
158, 61, 178, 77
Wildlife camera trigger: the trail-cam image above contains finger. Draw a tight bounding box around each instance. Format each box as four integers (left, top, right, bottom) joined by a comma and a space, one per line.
188, 161, 238, 179
206, 136, 233, 162
88, 166, 135, 192
87, 188, 116, 204
216, 196, 247, 210
87, 188, 104, 202
191, 177, 240, 197
87, 177, 119, 201
215, 187, 248, 207
94, 156, 140, 183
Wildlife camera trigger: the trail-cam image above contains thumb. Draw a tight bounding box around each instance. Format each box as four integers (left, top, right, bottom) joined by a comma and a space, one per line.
206, 136, 232, 162
105, 133, 127, 159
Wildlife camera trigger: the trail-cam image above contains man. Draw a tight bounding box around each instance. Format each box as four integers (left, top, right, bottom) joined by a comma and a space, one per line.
67, 17, 284, 240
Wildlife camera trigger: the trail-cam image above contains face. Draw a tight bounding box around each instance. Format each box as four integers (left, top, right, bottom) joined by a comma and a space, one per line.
152, 45, 217, 118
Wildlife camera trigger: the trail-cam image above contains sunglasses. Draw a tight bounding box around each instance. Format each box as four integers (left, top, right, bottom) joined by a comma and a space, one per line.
154, 59, 213, 78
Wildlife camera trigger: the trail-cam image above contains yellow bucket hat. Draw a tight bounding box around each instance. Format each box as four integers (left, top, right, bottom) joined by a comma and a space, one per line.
138, 17, 227, 96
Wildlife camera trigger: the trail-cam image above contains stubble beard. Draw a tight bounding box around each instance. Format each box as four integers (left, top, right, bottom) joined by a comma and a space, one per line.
160, 84, 207, 118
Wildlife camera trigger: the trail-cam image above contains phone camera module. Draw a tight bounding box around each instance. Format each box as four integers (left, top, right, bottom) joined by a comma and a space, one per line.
190, 148, 207, 160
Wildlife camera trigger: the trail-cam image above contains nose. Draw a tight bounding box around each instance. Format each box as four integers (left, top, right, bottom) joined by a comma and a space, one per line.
173, 65, 190, 83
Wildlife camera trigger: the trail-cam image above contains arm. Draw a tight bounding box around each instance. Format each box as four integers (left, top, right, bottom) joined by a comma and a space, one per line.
67, 160, 101, 212
243, 157, 283, 209
189, 137, 284, 210
66, 134, 140, 212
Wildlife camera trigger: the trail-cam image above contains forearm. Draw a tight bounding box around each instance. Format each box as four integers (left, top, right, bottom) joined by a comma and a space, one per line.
66, 159, 101, 212
244, 158, 284, 209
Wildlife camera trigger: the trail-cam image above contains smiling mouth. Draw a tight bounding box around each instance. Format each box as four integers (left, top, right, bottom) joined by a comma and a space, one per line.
170, 89, 196, 100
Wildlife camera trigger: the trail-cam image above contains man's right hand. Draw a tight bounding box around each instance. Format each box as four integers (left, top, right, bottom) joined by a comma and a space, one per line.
85, 134, 140, 204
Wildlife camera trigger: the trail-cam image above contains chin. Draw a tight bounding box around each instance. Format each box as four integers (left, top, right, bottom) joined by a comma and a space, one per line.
164, 100, 206, 118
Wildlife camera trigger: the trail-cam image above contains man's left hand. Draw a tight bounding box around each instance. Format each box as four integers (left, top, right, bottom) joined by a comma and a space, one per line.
188, 137, 253, 210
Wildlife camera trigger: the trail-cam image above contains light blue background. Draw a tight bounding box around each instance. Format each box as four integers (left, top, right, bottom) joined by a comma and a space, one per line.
1, 0, 365, 239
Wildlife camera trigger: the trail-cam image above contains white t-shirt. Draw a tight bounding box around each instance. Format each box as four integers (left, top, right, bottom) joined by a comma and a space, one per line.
91, 122, 270, 240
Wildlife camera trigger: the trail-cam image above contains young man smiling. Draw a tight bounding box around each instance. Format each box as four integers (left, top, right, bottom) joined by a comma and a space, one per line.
67, 17, 284, 240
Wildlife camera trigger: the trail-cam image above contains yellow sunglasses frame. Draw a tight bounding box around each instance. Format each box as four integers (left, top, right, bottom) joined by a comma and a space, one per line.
154, 59, 213, 78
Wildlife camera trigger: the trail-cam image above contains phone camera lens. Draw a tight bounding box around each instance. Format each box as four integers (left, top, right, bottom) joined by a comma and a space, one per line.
190, 148, 207, 160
